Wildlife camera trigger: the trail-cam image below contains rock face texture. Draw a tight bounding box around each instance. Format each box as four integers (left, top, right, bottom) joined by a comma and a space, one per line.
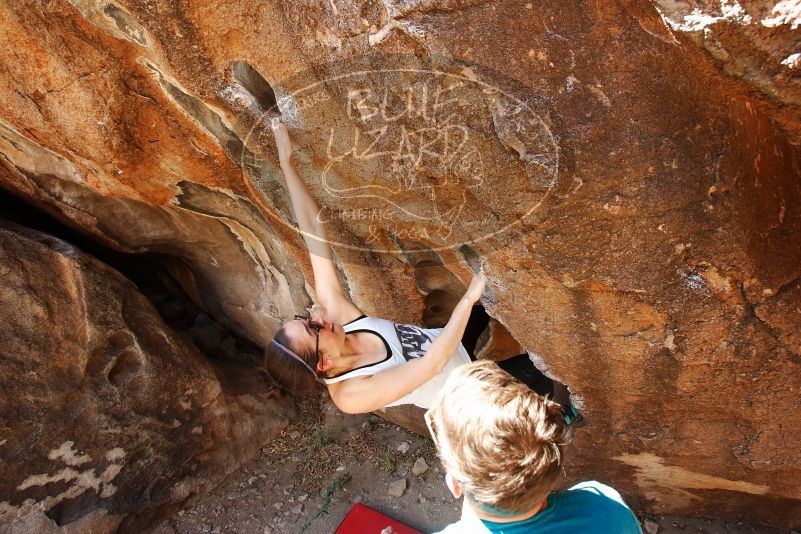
654, 0, 801, 140
0, 0, 800, 530
0, 224, 293, 532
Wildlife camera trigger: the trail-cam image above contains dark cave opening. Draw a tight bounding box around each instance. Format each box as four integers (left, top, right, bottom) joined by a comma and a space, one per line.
0, 188, 264, 367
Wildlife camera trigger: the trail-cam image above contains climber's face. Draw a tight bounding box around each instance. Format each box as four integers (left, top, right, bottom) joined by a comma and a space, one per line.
286, 316, 345, 370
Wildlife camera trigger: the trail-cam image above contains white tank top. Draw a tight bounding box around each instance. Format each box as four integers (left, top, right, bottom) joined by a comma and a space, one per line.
322, 315, 471, 409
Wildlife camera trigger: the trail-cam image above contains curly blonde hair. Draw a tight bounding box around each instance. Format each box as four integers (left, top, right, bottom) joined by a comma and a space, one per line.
426, 359, 571, 515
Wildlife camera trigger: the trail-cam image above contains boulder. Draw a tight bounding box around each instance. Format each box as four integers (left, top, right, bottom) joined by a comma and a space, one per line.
0, 0, 799, 528
0, 224, 293, 532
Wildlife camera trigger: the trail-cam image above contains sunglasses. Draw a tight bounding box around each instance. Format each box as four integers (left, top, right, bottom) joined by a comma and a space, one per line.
294, 314, 322, 361
424, 406, 441, 448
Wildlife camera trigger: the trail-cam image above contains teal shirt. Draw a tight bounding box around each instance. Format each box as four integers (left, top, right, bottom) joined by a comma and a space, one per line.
433, 481, 641, 534
481, 481, 642, 534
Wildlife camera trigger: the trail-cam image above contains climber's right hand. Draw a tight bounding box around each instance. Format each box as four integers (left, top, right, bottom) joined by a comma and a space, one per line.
463, 272, 486, 304
271, 117, 293, 164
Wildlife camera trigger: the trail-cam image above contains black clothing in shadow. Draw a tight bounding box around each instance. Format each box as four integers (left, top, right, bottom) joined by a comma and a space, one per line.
460, 305, 555, 399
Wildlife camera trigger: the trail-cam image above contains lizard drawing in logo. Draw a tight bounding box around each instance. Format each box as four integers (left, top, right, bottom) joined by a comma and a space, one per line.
320, 81, 485, 240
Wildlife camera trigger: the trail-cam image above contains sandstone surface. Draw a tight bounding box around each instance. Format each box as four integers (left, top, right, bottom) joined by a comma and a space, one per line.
653, 0, 801, 140
0, 0, 799, 529
0, 224, 293, 532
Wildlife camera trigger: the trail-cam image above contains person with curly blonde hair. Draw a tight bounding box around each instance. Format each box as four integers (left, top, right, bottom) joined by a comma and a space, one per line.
426, 360, 642, 533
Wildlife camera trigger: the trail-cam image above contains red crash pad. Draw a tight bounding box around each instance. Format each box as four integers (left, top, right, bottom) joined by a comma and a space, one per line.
334, 503, 422, 534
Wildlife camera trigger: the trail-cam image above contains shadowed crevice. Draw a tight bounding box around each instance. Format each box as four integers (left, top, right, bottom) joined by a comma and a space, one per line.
231, 61, 278, 112
148, 64, 244, 161
0, 186, 265, 368
102, 3, 149, 46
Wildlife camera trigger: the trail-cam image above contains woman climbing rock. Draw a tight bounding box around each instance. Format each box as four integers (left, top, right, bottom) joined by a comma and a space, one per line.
265, 118, 580, 423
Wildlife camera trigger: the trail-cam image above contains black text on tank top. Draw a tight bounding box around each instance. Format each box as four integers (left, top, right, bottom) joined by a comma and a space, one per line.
393, 323, 434, 361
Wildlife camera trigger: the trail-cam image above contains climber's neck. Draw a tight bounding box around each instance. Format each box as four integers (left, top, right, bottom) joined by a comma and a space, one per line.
328, 331, 385, 376
467, 496, 549, 524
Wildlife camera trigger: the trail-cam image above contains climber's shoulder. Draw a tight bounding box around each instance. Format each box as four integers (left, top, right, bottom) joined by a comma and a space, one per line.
309, 254, 363, 323
322, 298, 363, 325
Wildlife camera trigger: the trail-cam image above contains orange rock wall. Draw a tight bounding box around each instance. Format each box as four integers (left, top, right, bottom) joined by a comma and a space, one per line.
0, 0, 800, 528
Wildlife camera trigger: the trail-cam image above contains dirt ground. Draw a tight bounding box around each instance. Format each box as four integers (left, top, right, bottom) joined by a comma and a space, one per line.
154, 393, 793, 534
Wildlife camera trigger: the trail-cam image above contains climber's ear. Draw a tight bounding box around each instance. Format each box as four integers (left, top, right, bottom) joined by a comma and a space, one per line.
316, 352, 334, 372
445, 472, 462, 498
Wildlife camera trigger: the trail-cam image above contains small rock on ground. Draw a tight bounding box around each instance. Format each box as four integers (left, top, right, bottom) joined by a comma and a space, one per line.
412, 457, 429, 476
397, 441, 410, 454
643, 519, 660, 534
388, 478, 408, 498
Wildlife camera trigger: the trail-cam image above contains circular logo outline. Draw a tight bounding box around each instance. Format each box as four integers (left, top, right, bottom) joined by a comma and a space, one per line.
241, 58, 559, 255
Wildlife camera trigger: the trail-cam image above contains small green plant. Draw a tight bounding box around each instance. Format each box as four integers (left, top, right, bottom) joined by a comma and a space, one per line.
299, 474, 350, 533
310, 425, 331, 450
381, 451, 395, 473
302, 424, 334, 474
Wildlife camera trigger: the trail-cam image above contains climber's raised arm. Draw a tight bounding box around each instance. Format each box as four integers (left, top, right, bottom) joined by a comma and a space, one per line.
330, 273, 486, 414
271, 119, 361, 324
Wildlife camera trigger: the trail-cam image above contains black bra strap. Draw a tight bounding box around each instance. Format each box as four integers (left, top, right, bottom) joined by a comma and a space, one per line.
343, 314, 367, 326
